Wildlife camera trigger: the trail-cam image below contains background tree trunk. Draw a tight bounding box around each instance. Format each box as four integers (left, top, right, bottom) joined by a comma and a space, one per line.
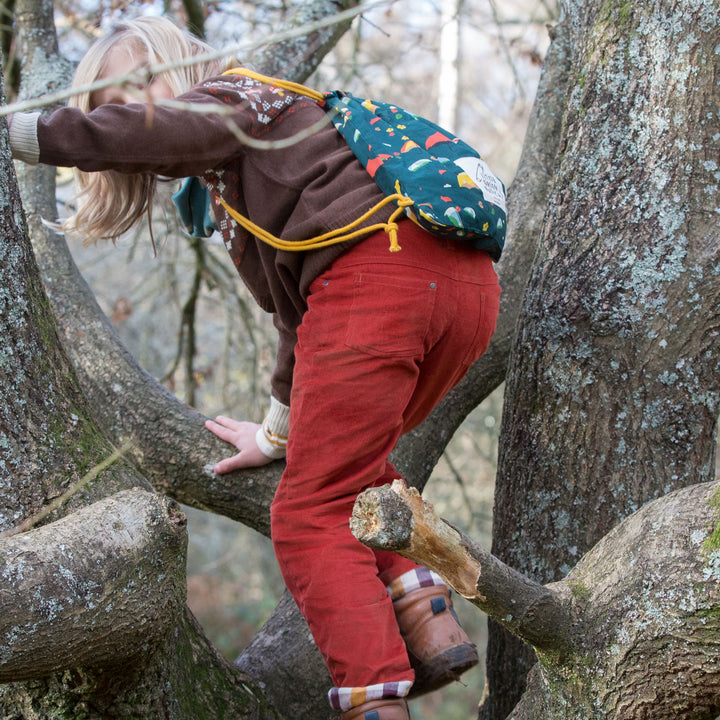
482, 0, 720, 716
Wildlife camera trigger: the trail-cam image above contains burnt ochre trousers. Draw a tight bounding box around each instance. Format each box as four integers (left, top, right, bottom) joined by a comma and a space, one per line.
270, 220, 500, 691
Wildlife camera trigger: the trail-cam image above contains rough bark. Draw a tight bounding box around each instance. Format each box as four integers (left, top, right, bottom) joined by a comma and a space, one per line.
235, 590, 332, 718
0, 30, 140, 536
0, 489, 186, 681
0, 603, 274, 720
476, 20, 576, 715
512, 479, 720, 720
353, 479, 720, 719
485, 0, 720, 716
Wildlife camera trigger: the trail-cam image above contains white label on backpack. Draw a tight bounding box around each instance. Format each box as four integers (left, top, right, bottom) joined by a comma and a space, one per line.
454, 157, 506, 212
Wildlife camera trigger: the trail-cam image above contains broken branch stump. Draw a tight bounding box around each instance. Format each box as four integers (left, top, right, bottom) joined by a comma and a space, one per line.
351, 479, 572, 656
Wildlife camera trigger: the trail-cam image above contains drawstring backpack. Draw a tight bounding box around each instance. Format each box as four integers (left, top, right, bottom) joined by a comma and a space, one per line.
172, 69, 507, 261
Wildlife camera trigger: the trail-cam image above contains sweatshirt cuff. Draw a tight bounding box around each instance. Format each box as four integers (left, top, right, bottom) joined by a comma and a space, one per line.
9, 112, 41, 165
255, 396, 290, 459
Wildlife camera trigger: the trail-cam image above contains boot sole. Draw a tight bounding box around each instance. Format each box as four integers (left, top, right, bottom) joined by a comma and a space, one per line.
407, 642, 479, 698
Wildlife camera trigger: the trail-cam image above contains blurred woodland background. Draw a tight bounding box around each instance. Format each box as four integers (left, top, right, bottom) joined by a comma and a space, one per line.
4, 1, 556, 716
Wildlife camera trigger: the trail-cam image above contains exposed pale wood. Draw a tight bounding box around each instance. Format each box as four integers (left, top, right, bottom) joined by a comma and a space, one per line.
351, 480, 572, 656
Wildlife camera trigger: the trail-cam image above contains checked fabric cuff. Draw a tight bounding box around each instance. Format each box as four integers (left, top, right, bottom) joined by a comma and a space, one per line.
255, 395, 290, 459
328, 681, 412, 712
385, 567, 446, 601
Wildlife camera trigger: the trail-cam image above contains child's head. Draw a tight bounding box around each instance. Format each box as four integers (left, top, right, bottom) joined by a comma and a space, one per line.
70, 16, 222, 113
65, 16, 226, 243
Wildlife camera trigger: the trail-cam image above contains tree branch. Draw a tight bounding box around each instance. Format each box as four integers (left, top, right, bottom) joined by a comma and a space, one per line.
351, 479, 572, 656
512, 479, 720, 719
235, 590, 332, 716
0, 488, 187, 682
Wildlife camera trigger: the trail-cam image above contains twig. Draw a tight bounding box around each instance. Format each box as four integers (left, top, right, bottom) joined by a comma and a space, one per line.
0, 0, 393, 117
0, 439, 133, 539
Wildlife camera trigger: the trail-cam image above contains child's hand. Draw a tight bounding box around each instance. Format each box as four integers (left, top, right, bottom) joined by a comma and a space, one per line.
205, 416, 274, 473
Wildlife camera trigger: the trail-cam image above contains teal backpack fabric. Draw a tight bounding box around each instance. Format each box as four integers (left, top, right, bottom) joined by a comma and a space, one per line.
172, 74, 507, 262
321, 91, 506, 260
172, 176, 218, 238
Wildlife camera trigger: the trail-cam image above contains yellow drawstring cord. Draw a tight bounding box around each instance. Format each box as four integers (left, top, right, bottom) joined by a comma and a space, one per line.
217, 194, 414, 253
223, 67, 327, 103
218, 67, 415, 253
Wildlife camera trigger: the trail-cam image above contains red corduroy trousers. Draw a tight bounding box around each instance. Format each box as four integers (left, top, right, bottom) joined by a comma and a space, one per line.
270, 221, 500, 690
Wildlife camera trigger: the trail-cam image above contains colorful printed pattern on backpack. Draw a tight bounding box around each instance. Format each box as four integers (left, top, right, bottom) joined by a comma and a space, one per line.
322, 91, 507, 260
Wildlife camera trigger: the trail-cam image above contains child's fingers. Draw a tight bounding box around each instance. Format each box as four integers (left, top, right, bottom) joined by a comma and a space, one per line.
213, 450, 270, 474
204, 418, 239, 442
212, 415, 244, 430
213, 453, 245, 474
205, 418, 268, 472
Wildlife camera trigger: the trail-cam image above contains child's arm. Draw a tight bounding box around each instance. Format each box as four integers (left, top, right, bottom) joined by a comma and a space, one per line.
205, 394, 289, 473
33, 102, 242, 177
8, 80, 261, 177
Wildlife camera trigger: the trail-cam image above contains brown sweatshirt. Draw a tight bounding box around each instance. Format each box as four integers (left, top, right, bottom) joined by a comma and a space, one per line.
14, 73, 393, 405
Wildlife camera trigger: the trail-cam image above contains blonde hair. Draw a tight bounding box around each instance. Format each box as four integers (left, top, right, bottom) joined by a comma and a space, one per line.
65, 16, 227, 243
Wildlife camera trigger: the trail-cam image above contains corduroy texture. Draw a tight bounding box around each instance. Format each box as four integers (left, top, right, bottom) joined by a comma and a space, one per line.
270, 223, 500, 702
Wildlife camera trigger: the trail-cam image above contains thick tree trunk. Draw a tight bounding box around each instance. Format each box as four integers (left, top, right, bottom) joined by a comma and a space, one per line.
485, 0, 720, 716
352, 479, 720, 719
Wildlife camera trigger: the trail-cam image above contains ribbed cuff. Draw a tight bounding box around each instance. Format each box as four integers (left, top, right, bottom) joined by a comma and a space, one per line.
8, 112, 41, 165
255, 396, 290, 459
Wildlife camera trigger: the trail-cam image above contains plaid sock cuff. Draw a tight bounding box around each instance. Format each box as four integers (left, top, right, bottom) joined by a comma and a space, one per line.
385, 566, 446, 601
328, 681, 412, 711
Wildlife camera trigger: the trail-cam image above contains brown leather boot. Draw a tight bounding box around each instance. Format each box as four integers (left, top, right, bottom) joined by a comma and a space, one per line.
340, 698, 410, 720
393, 585, 478, 698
